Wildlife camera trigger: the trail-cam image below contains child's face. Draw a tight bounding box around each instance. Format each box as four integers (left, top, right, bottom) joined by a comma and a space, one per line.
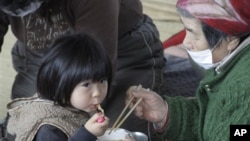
70, 79, 108, 112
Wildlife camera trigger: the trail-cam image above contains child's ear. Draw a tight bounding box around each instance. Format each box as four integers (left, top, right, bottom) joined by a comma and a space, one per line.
227, 36, 240, 51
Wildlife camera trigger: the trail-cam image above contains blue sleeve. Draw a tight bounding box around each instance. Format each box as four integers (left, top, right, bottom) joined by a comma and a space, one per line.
34, 125, 96, 141
69, 126, 97, 141
34, 125, 68, 141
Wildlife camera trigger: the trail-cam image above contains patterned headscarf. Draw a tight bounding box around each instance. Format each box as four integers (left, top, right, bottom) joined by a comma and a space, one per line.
177, 0, 250, 36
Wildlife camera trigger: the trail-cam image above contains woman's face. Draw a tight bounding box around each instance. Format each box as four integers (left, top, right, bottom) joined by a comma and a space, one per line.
181, 16, 210, 51
181, 16, 230, 63
70, 79, 108, 113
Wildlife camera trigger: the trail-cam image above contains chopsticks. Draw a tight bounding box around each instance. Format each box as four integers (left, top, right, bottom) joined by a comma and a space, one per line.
109, 85, 143, 134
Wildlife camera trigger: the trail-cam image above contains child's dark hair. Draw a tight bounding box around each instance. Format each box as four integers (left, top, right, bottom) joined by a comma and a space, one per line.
37, 32, 113, 107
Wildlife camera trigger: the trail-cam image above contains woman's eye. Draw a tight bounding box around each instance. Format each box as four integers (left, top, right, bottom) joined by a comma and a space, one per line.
193, 35, 200, 40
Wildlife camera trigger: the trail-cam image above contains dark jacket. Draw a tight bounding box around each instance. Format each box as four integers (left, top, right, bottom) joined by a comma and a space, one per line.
0, 0, 143, 64
35, 125, 96, 141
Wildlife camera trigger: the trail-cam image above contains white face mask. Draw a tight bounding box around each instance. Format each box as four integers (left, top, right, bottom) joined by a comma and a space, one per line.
186, 49, 219, 69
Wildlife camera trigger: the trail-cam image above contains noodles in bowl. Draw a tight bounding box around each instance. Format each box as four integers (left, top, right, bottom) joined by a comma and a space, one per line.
97, 128, 129, 141
97, 128, 148, 141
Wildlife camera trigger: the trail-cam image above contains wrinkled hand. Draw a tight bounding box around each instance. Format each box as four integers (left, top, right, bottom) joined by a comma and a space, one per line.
85, 113, 109, 136
126, 86, 168, 125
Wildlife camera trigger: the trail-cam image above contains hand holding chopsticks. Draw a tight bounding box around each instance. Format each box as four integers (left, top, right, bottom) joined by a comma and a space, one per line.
109, 85, 143, 134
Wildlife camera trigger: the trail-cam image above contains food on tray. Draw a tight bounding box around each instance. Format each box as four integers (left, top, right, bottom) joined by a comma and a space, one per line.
97, 104, 104, 114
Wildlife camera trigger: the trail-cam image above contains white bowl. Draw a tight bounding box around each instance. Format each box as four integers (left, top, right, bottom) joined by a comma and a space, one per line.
97, 128, 148, 141
97, 128, 130, 141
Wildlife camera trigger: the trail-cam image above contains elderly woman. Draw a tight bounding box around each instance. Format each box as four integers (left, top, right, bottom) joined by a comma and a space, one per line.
126, 0, 250, 140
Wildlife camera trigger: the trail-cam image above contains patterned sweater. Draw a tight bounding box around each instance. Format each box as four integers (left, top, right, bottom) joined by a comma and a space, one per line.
162, 37, 250, 141
7, 96, 89, 141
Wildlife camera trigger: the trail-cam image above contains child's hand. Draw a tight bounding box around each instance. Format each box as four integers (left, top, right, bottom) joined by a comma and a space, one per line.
124, 134, 136, 141
85, 113, 109, 136
96, 104, 105, 123
96, 116, 105, 123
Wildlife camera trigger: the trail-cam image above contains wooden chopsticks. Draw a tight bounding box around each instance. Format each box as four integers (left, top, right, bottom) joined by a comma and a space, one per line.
109, 85, 143, 134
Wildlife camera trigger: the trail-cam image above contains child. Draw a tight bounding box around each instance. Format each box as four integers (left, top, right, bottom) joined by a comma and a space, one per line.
5, 32, 126, 141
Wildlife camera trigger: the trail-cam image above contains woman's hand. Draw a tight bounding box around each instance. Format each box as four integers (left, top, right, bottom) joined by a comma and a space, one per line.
126, 86, 168, 127
85, 113, 109, 136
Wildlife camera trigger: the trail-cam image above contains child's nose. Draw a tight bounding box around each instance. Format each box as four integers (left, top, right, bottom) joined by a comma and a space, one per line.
92, 85, 101, 98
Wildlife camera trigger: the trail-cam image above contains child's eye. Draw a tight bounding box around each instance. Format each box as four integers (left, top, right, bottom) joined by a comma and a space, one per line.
82, 82, 90, 87
100, 79, 107, 84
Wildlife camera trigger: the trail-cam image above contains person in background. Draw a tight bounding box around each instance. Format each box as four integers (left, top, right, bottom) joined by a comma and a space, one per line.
5, 33, 135, 141
0, 0, 165, 140
126, 0, 250, 140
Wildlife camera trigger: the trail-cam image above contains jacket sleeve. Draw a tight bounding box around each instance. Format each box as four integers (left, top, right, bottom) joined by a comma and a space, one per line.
69, 126, 97, 141
0, 11, 9, 53
34, 125, 96, 141
70, 0, 119, 68
160, 96, 200, 141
